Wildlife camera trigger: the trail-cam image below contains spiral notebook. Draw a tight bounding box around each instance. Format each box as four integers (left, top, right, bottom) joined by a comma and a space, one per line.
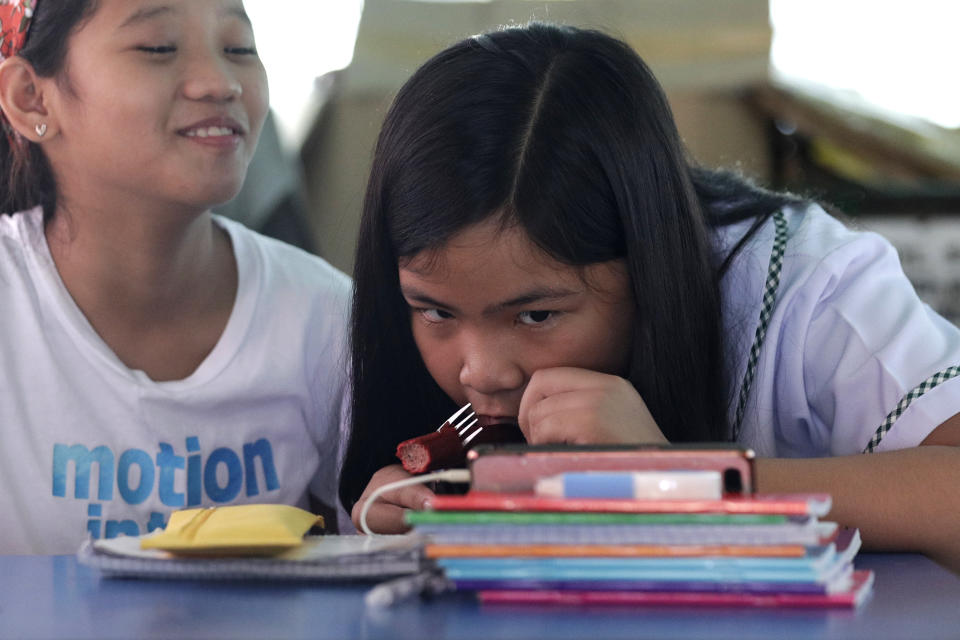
77, 534, 425, 581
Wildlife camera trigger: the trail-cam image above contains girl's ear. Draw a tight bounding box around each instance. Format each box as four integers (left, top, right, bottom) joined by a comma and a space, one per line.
0, 57, 56, 142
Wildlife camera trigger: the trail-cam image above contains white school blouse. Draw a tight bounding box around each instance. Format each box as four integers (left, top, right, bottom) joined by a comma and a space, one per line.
717, 202, 960, 458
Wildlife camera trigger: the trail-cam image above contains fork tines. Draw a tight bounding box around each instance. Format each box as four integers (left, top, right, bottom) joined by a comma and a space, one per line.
439, 402, 481, 445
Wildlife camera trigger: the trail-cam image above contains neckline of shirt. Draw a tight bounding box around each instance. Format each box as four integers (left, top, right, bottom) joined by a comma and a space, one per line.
18, 206, 263, 392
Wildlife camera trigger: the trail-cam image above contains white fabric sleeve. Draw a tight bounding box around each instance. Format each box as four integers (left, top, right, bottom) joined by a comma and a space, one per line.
303, 267, 356, 533
306, 360, 356, 534
334, 381, 357, 534
796, 230, 960, 454
306, 318, 357, 534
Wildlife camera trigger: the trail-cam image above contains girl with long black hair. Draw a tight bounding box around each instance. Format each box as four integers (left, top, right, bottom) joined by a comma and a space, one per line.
341, 23, 960, 567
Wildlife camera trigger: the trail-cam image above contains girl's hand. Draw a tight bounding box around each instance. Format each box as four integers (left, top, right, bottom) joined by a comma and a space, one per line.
350, 464, 435, 534
517, 367, 668, 445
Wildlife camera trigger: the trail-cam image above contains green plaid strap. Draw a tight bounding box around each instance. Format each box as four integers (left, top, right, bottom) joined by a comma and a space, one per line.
863, 365, 960, 453
732, 209, 789, 442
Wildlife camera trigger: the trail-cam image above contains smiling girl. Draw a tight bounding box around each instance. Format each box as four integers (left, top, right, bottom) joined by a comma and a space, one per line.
340, 23, 960, 568
0, 0, 351, 554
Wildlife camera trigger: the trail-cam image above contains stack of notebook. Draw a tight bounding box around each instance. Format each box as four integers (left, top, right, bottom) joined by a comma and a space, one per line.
405, 446, 874, 608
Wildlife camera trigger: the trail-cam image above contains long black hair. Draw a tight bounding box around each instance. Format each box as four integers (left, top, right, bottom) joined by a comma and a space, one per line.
340, 23, 798, 512
0, 0, 98, 219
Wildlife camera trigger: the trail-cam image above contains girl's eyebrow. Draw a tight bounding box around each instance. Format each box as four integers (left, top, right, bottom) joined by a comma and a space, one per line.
488, 287, 578, 314
223, 6, 253, 27
400, 285, 578, 316
118, 5, 175, 30
400, 286, 461, 315
117, 5, 252, 29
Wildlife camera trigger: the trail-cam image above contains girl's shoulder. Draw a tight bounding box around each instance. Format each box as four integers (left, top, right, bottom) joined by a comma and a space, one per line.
210, 216, 352, 362
1, 206, 47, 277
718, 201, 959, 456
0, 206, 43, 242
717, 200, 904, 380
719, 201, 895, 292
783, 202, 889, 265
213, 214, 351, 301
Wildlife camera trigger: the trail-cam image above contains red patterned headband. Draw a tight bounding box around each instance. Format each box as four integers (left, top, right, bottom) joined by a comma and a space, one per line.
0, 0, 38, 61
0, 0, 39, 142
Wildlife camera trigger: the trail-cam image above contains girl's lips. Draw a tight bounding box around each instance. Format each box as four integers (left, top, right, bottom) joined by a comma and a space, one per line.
180, 132, 242, 150
178, 125, 243, 150
177, 116, 246, 136
477, 415, 519, 428
177, 117, 247, 148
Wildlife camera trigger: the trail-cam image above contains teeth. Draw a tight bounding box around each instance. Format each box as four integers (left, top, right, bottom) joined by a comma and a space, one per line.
185, 126, 237, 138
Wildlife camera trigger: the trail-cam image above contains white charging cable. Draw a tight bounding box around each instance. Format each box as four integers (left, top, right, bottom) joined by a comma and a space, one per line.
358, 468, 472, 536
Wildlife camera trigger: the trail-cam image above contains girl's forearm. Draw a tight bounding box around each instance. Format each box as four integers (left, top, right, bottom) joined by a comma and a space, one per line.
755, 446, 960, 571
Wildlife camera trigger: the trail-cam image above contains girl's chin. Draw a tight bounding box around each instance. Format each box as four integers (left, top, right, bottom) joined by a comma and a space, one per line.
182, 182, 246, 210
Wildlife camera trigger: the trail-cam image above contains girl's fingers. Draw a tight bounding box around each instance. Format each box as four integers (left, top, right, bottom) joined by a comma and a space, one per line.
523, 391, 608, 444
383, 481, 436, 512
518, 367, 621, 438
354, 501, 412, 535
518, 367, 666, 445
351, 464, 436, 534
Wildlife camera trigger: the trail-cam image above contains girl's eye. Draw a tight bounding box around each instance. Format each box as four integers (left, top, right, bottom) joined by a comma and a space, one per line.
134, 46, 257, 57
137, 45, 176, 55
517, 310, 555, 326
419, 308, 453, 323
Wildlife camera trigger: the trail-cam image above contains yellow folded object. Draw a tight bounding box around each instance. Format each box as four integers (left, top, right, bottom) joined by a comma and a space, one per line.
140, 504, 324, 556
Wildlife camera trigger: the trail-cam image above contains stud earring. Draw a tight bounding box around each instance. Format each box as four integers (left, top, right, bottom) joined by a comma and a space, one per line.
35, 123, 47, 137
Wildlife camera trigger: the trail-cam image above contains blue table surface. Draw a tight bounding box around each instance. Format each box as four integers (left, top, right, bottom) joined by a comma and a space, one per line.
1, 553, 958, 639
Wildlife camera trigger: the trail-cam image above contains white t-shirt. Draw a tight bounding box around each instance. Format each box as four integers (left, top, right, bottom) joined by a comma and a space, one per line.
719, 203, 960, 458
0, 207, 354, 554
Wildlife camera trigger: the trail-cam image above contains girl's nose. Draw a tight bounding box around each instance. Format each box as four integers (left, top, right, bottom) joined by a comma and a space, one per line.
181, 56, 243, 102
458, 344, 525, 396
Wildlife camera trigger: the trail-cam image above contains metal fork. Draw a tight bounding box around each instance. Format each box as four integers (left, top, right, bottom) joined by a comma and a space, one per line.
439, 402, 482, 445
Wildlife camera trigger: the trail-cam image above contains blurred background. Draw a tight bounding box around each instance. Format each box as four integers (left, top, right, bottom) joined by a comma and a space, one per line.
223, 0, 960, 325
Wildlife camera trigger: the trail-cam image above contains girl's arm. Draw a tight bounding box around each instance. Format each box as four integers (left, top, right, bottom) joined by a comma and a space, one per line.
519, 366, 960, 569
755, 412, 960, 571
